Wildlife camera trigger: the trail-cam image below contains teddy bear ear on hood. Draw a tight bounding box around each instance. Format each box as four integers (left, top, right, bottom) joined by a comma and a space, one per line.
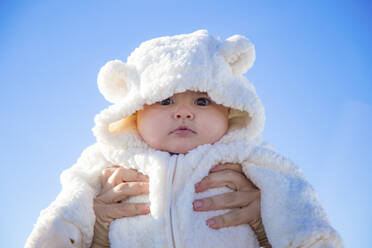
97, 60, 139, 103
219, 35, 256, 75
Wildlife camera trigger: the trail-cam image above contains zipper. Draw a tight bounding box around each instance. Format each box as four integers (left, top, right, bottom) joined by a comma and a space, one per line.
166, 155, 178, 248
170, 154, 182, 248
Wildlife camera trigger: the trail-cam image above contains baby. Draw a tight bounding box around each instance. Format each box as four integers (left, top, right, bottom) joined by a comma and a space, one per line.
91, 90, 265, 247
26, 30, 342, 248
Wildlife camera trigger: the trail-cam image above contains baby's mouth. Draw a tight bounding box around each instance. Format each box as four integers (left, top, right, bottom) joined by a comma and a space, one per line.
171, 125, 196, 135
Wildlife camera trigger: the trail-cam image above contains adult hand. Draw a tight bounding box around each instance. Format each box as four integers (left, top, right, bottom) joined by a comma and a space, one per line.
193, 163, 261, 230
91, 166, 150, 248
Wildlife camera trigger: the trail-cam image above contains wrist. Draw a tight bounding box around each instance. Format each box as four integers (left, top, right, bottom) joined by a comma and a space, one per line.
249, 218, 272, 248
90, 220, 110, 248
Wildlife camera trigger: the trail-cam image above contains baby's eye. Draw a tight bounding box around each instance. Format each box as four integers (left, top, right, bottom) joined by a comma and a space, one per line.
159, 98, 174, 105
194, 97, 211, 106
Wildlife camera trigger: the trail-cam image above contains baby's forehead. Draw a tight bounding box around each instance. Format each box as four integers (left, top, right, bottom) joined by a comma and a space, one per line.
171, 90, 208, 97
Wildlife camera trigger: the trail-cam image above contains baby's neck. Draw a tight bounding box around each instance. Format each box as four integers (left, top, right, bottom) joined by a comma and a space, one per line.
168, 152, 179, 156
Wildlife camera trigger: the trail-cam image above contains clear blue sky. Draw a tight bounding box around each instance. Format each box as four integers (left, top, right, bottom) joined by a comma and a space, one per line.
1, 1, 371, 247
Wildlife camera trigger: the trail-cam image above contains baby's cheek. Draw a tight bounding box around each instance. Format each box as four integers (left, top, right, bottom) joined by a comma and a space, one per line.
145, 136, 164, 150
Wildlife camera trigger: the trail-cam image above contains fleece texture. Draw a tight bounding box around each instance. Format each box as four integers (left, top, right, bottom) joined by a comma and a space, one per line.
25, 30, 343, 248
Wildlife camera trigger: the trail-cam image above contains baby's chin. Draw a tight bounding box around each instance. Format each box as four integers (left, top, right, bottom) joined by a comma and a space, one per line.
148, 139, 214, 154
165, 147, 192, 154
159, 143, 199, 154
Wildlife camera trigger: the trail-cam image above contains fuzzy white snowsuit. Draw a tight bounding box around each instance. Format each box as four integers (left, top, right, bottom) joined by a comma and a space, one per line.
25, 30, 343, 248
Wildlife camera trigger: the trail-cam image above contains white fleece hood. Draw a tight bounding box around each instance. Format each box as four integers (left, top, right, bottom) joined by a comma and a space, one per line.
93, 29, 265, 149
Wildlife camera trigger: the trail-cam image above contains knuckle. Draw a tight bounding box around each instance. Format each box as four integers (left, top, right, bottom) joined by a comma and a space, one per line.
218, 215, 227, 227
206, 197, 214, 209
225, 169, 238, 178
234, 163, 243, 171
101, 168, 111, 176
127, 168, 137, 175
202, 175, 211, 186
123, 203, 145, 216
116, 182, 148, 195
130, 182, 142, 191
228, 193, 239, 204
93, 200, 106, 215
236, 172, 247, 181
134, 204, 142, 212
115, 167, 126, 175
110, 168, 124, 182
130, 168, 144, 177
120, 202, 134, 213
240, 190, 251, 200
101, 168, 114, 183
224, 163, 242, 172
141, 183, 150, 193
134, 170, 144, 177
94, 197, 105, 205
116, 182, 129, 191
225, 162, 235, 168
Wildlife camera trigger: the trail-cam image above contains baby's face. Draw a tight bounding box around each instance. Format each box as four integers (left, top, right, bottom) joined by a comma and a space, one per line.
136, 91, 230, 154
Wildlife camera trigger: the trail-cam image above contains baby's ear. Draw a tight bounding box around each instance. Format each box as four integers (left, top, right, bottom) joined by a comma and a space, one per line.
97, 60, 139, 103
219, 35, 256, 75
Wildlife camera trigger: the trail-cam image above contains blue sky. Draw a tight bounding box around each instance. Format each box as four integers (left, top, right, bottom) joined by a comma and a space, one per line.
1, 1, 371, 247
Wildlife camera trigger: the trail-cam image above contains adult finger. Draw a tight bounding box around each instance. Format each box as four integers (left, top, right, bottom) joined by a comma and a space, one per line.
193, 190, 259, 211
94, 200, 150, 222
206, 200, 261, 230
106, 202, 151, 219
105, 167, 149, 191
101, 167, 118, 186
210, 163, 242, 173
195, 170, 251, 192
98, 182, 149, 203
209, 163, 257, 189
100, 167, 121, 194
112, 167, 149, 182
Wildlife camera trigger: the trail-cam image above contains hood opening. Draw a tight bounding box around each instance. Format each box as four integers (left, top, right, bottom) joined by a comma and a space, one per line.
107, 108, 252, 137
227, 109, 252, 133
108, 113, 137, 133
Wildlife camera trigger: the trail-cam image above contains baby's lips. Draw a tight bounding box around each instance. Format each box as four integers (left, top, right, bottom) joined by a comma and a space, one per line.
172, 129, 194, 135
172, 125, 196, 133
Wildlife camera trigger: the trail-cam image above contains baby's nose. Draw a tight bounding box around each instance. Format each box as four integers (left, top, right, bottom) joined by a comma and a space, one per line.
174, 108, 194, 119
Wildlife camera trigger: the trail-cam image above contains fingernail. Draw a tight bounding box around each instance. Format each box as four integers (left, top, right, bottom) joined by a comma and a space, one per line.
206, 219, 218, 229
142, 204, 150, 214
193, 200, 203, 209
